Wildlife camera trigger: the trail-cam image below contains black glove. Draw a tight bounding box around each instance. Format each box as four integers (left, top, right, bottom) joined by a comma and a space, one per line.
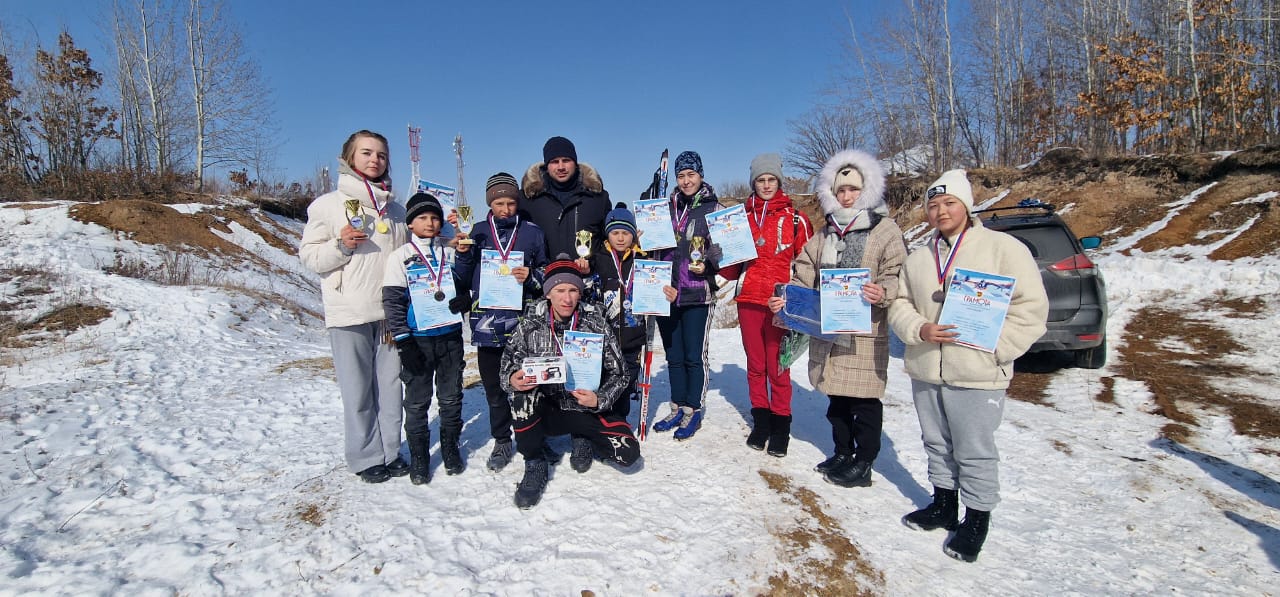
396, 337, 428, 376
448, 295, 471, 314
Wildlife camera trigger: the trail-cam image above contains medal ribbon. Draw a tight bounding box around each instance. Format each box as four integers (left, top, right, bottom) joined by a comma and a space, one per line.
359, 175, 388, 220
608, 245, 634, 298
410, 238, 445, 290
548, 309, 579, 356
749, 197, 769, 232
487, 213, 520, 262
827, 214, 862, 240
931, 228, 968, 286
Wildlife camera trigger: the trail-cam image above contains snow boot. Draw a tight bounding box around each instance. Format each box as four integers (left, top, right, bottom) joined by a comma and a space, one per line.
570, 437, 595, 473
903, 486, 960, 531
766, 413, 792, 457
746, 407, 771, 451
944, 508, 991, 562
514, 458, 549, 509
673, 408, 704, 441
652, 403, 685, 433
440, 433, 464, 476
824, 459, 873, 488
407, 433, 431, 485
356, 464, 390, 484
385, 456, 410, 478
814, 453, 851, 474
487, 439, 515, 472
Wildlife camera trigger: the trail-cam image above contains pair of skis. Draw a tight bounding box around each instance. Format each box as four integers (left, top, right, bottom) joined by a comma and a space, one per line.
636, 149, 668, 442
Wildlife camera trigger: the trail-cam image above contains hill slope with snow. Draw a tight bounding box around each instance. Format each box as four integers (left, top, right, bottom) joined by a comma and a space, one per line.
1, 169, 1278, 594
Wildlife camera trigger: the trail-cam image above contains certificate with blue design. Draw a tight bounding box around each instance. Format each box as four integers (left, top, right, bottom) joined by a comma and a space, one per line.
633, 198, 676, 251
631, 259, 672, 316
820, 268, 873, 334
478, 249, 524, 310
936, 268, 1017, 353
705, 203, 757, 266
563, 330, 604, 392
407, 261, 457, 330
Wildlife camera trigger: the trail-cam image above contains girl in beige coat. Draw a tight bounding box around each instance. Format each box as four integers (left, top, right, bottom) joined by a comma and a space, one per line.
771, 149, 906, 488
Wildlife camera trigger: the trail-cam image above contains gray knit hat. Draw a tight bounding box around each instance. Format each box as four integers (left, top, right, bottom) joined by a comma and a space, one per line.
750, 153, 783, 185
485, 172, 520, 205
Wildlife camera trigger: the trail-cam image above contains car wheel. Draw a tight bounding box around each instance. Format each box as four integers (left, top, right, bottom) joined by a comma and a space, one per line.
1074, 337, 1107, 369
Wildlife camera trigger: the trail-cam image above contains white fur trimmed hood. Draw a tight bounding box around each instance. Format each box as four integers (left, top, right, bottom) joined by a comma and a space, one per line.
816, 149, 886, 215
522, 162, 604, 198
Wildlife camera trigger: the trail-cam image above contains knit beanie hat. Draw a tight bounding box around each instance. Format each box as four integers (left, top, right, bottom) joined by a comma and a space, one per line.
925, 169, 974, 212
542, 136, 578, 164
485, 172, 520, 205
674, 151, 703, 176
604, 201, 637, 235
750, 153, 783, 185
543, 254, 585, 296
832, 166, 864, 195
405, 192, 443, 222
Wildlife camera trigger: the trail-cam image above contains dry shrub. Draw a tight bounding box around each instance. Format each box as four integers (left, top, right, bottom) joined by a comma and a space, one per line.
2, 303, 112, 348
36, 168, 195, 202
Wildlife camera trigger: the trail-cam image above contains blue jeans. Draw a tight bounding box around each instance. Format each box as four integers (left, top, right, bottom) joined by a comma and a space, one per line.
656, 303, 714, 410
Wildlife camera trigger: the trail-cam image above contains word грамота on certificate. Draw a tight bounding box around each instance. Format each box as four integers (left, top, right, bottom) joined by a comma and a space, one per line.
936, 267, 1017, 353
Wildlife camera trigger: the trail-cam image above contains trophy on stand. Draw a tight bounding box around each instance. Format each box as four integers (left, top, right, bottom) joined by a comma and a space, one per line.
455, 202, 475, 245
344, 199, 365, 230
575, 230, 593, 259
688, 236, 706, 273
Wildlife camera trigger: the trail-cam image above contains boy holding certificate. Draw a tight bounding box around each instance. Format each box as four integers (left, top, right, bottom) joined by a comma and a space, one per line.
585, 204, 648, 423
451, 172, 549, 473
500, 258, 640, 509
771, 150, 907, 488
382, 193, 471, 484
888, 169, 1048, 563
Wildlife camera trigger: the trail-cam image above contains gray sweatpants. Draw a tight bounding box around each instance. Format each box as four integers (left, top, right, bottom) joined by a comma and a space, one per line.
911, 380, 1005, 512
329, 322, 403, 473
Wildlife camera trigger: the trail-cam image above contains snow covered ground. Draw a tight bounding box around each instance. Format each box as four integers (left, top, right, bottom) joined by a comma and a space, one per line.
1, 198, 1278, 595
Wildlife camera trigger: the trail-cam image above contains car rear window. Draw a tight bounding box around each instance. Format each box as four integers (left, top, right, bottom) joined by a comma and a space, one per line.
999, 225, 1078, 262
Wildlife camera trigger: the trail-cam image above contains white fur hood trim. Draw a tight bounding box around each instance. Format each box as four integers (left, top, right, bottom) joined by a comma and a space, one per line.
816, 149, 886, 215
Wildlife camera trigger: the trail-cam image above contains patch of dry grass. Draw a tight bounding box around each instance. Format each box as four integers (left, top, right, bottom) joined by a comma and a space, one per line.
760, 470, 884, 596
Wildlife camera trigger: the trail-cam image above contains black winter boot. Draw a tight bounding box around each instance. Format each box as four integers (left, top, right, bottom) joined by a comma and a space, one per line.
944, 508, 991, 562
903, 486, 960, 531
569, 437, 595, 473
824, 459, 873, 488
814, 454, 851, 474
514, 458, 549, 509
486, 439, 515, 472
407, 433, 431, 486
766, 413, 792, 457
746, 408, 771, 451
440, 433, 464, 476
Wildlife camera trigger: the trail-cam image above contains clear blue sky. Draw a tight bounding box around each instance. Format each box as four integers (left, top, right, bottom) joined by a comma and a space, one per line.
2, 0, 882, 203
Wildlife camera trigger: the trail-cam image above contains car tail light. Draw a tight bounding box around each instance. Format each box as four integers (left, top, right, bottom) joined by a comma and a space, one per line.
1076, 334, 1102, 342
1049, 254, 1096, 275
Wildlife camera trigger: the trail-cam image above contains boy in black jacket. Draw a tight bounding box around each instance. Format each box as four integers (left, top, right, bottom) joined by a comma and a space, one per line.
587, 203, 647, 422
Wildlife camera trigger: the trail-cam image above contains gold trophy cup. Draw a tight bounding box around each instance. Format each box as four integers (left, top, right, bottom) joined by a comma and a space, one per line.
688, 236, 706, 273
455, 203, 475, 245
575, 230, 593, 258
344, 199, 365, 229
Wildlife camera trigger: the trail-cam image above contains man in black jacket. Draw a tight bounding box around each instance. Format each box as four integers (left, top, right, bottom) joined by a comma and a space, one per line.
520, 136, 613, 269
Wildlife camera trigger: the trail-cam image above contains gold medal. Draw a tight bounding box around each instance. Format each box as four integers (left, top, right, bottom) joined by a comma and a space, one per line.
498, 262, 512, 275
375, 219, 390, 234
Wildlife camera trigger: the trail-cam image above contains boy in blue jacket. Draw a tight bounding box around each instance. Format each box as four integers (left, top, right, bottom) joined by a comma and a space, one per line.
452, 172, 549, 472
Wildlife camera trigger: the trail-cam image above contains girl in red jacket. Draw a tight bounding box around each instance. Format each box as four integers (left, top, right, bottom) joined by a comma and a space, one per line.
721, 153, 813, 456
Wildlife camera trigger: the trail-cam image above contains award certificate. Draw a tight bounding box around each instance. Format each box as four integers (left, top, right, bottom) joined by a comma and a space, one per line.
478, 249, 524, 310
705, 203, 757, 266
631, 259, 673, 316
820, 268, 873, 334
936, 267, 1017, 353
407, 261, 457, 330
563, 331, 605, 392
633, 198, 677, 251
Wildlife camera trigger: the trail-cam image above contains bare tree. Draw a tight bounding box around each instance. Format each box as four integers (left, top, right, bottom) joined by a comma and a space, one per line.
0, 40, 38, 181
784, 103, 866, 178
111, 0, 192, 175
186, 0, 275, 191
